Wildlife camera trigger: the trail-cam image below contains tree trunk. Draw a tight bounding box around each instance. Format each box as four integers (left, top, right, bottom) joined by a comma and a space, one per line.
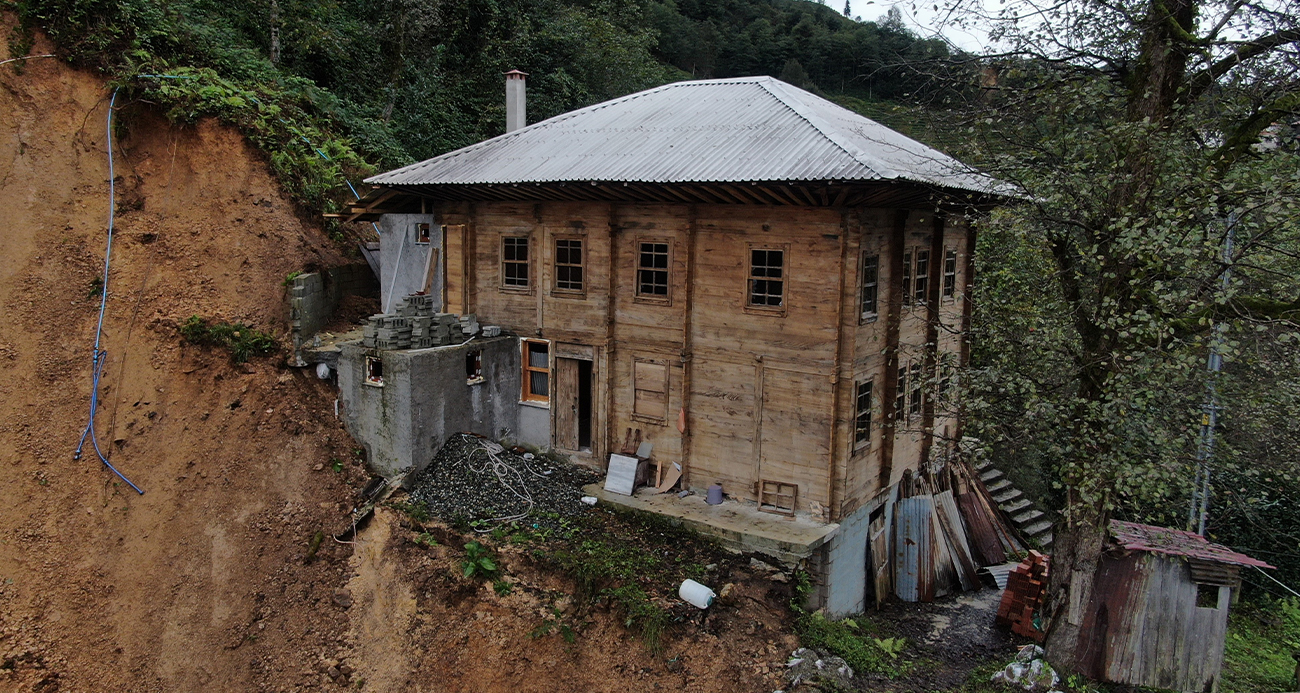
269, 0, 281, 65
1042, 494, 1109, 674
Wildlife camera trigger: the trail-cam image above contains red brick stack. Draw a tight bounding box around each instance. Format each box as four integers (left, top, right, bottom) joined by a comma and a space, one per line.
995, 551, 1050, 642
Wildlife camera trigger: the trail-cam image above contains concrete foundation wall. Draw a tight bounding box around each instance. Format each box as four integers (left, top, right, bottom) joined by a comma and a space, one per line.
516, 403, 550, 450
338, 336, 519, 477
289, 264, 378, 365
379, 214, 442, 313
814, 499, 875, 617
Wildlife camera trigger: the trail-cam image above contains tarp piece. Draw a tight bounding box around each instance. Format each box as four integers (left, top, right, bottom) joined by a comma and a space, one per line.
894, 496, 935, 602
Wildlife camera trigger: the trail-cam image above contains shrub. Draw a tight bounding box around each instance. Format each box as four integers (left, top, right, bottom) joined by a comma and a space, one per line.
180, 315, 276, 363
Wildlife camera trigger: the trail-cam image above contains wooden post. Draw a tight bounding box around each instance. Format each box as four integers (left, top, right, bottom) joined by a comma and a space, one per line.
680, 205, 698, 489
953, 219, 977, 445
919, 212, 945, 475
878, 209, 909, 488
826, 211, 850, 519
604, 205, 620, 468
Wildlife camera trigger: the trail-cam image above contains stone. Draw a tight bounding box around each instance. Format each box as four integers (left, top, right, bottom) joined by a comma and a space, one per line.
332, 589, 353, 608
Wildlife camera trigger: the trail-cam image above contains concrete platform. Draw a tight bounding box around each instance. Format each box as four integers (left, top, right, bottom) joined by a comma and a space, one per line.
584, 483, 839, 565
301, 328, 364, 367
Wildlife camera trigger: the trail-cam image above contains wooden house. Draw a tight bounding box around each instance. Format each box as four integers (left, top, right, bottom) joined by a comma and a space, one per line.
340, 75, 1003, 613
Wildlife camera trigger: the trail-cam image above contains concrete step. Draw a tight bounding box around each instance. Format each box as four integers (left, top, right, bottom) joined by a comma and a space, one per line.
1013, 508, 1045, 525
979, 468, 1004, 484
1024, 519, 1054, 537
985, 479, 1012, 494
974, 458, 993, 471
992, 487, 1023, 505
1001, 498, 1033, 516
1038, 532, 1054, 548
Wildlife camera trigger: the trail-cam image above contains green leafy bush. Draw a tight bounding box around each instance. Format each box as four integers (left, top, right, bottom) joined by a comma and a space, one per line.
461, 541, 498, 580
180, 315, 276, 363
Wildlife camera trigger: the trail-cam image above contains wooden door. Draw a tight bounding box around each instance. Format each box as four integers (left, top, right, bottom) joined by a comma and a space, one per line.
554, 357, 580, 450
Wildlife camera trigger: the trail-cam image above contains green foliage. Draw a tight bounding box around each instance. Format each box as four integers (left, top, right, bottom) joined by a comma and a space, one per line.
1222, 597, 1300, 693
389, 500, 430, 523
415, 532, 438, 548
180, 315, 276, 363
491, 579, 513, 596
330, 459, 343, 473
86, 275, 104, 299
282, 270, 302, 287
605, 584, 668, 654
16, 0, 951, 219
795, 611, 914, 678
461, 541, 498, 580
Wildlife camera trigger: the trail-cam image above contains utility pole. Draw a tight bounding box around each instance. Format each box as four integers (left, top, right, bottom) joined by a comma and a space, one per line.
1188, 214, 1236, 535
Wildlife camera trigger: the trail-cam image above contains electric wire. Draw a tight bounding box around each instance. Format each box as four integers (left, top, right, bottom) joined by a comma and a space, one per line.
74, 88, 144, 495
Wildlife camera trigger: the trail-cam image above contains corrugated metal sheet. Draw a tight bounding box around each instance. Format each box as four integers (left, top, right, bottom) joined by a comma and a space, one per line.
957, 491, 1006, 565
894, 496, 935, 602
367, 77, 1000, 194
1110, 520, 1274, 569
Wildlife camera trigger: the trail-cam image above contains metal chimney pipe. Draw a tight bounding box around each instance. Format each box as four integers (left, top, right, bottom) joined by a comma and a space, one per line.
505, 70, 528, 132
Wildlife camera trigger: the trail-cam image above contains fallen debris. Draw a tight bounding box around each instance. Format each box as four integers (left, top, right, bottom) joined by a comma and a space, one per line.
407, 433, 600, 531
991, 645, 1061, 692
783, 647, 854, 691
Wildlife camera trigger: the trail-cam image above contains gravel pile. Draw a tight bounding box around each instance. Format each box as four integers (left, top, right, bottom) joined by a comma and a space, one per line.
408, 433, 602, 532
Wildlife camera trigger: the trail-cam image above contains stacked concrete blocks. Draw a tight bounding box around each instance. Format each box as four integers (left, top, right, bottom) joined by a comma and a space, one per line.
361, 293, 481, 351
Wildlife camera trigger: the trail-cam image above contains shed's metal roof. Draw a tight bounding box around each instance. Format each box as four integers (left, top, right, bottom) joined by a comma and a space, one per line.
366, 76, 997, 194
1110, 521, 1274, 569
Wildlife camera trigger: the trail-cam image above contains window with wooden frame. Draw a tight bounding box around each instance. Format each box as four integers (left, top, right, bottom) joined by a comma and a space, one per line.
553, 237, 585, 294
943, 248, 958, 299
522, 339, 550, 403
747, 246, 786, 310
636, 241, 671, 302
909, 362, 924, 416
501, 236, 530, 290
466, 349, 483, 384
633, 359, 669, 422
913, 249, 930, 304
854, 380, 873, 447
365, 356, 384, 387
936, 354, 954, 408
901, 251, 912, 305
860, 252, 879, 321
895, 365, 907, 420
415, 222, 432, 244
759, 480, 798, 515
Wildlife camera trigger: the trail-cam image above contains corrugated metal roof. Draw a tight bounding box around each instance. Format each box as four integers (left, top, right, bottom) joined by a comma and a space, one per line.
366, 76, 998, 194
1110, 520, 1274, 569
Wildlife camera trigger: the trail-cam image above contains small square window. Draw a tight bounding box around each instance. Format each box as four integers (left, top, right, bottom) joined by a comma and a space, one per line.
365, 356, 384, 386
748, 247, 785, 309
466, 349, 483, 383
416, 223, 432, 244
637, 242, 670, 299
1196, 583, 1221, 609
502, 237, 530, 289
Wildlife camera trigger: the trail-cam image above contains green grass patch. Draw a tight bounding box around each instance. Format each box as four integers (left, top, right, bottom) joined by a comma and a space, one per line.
1222, 597, 1300, 693
180, 315, 276, 363
795, 610, 915, 679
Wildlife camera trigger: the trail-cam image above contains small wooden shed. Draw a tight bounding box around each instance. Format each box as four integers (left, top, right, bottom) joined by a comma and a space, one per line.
1075, 520, 1274, 693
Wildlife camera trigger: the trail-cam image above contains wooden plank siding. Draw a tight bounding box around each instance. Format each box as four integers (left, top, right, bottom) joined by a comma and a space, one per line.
431, 200, 973, 519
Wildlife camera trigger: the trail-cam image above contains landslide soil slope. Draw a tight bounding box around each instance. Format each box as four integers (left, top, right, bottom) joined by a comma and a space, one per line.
0, 26, 799, 693
0, 26, 365, 693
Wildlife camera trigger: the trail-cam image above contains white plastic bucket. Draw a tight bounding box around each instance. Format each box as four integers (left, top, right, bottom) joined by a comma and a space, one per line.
678, 579, 716, 609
